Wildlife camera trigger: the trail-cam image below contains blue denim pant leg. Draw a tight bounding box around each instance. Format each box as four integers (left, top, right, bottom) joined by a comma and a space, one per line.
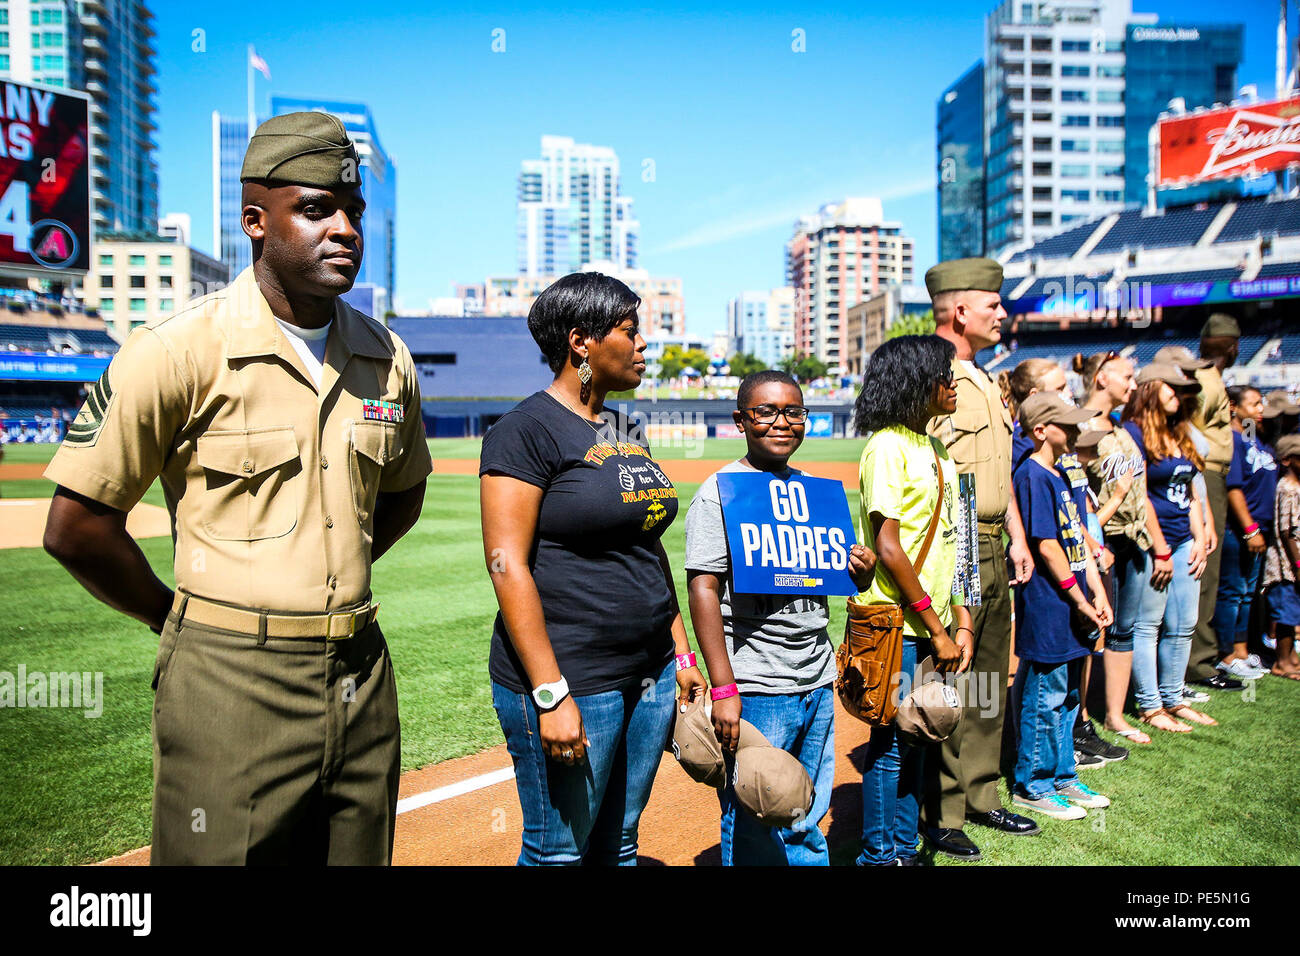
719, 683, 835, 866
1013, 659, 1071, 799
1053, 658, 1084, 791
1212, 527, 1263, 654
1162, 539, 1199, 707
1125, 546, 1173, 714
492, 660, 676, 866
856, 637, 924, 866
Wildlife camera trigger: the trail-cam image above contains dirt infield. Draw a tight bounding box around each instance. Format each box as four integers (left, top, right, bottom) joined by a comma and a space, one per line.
100, 695, 875, 866
0, 464, 48, 481
436, 458, 859, 486
0, 498, 173, 549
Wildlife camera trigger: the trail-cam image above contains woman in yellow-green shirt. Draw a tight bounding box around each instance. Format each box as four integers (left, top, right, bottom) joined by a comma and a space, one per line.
852, 334, 973, 866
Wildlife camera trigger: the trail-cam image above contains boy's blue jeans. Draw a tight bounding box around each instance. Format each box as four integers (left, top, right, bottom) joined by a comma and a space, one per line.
1212, 525, 1264, 655
1013, 657, 1083, 799
719, 683, 835, 866
492, 661, 676, 866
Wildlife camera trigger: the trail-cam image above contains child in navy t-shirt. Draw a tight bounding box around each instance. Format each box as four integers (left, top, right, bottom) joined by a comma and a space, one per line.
1010, 394, 1113, 821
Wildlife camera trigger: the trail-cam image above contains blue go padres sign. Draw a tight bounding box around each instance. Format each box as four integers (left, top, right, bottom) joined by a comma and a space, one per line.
716, 472, 858, 596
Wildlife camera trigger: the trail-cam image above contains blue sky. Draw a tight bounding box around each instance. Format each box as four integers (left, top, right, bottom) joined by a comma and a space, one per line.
154, 0, 1281, 334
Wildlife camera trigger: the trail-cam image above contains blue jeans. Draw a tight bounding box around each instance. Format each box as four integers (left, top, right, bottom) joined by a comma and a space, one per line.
1130, 538, 1199, 712
719, 684, 835, 866
856, 637, 926, 866
1212, 526, 1264, 655
1013, 657, 1083, 799
492, 660, 676, 866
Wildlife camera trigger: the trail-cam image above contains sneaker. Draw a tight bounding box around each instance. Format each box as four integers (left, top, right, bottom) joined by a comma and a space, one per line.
1013, 792, 1087, 820
1244, 653, 1265, 670
1182, 684, 1212, 703
1263, 634, 1277, 651
1073, 719, 1129, 763
1074, 748, 1106, 770
1217, 658, 1267, 680
1056, 782, 1111, 809
1193, 673, 1243, 691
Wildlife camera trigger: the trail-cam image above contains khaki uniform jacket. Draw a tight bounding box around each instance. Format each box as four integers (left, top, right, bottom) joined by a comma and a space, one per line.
45, 267, 433, 612
928, 358, 1014, 524
1192, 365, 1232, 474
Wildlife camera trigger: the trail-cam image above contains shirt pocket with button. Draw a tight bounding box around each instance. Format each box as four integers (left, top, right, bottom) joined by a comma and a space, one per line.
195, 427, 301, 541
946, 409, 992, 464
348, 420, 398, 528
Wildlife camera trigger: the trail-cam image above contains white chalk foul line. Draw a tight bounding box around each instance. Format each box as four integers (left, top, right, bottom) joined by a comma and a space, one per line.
396, 766, 516, 815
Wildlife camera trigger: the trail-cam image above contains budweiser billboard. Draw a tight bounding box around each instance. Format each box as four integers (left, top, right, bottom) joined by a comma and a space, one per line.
0, 80, 91, 276
1157, 97, 1300, 187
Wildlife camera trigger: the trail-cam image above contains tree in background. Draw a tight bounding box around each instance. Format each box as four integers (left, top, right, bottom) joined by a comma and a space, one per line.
727, 352, 767, 378
884, 310, 936, 340
660, 344, 711, 380
779, 353, 830, 383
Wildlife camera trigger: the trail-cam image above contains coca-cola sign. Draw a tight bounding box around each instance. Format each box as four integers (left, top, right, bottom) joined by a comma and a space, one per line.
1157, 97, 1300, 186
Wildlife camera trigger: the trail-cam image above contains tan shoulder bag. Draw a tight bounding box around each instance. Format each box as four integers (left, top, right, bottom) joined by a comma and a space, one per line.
835, 447, 944, 726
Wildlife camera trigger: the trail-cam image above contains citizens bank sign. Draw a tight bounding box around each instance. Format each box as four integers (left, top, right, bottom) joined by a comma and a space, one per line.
1157, 97, 1300, 186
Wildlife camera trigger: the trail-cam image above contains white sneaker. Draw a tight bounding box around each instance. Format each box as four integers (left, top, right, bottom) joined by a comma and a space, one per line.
1263, 634, 1277, 651
1182, 684, 1211, 703
1056, 782, 1111, 809
1244, 653, 1265, 670
1013, 792, 1087, 820
1217, 658, 1267, 679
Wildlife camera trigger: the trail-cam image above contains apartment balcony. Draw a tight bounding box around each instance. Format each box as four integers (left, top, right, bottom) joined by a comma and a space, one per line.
83, 0, 107, 14
84, 58, 107, 76
84, 36, 105, 54
80, 14, 108, 35
85, 80, 105, 96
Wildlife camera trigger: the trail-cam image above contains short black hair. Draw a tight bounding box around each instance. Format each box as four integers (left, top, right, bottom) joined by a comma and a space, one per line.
1227, 384, 1261, 406
737, 370, 800, 409
853, 335, 956, 434
528, 272, 642, 373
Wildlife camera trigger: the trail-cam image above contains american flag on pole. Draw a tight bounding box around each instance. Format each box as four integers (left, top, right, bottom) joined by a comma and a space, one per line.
249, 48, 271, 81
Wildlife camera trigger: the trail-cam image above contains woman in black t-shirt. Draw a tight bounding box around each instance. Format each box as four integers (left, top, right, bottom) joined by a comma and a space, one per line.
479, 272, 706, 866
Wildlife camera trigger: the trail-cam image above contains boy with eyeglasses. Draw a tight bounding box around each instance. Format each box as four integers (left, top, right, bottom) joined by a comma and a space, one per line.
685, 370, 875, 865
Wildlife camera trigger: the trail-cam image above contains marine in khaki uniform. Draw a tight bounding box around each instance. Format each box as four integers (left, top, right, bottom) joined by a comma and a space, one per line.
42, 113, 432, 865
1185, 314, 1241, 690
923, 258, 1039, 861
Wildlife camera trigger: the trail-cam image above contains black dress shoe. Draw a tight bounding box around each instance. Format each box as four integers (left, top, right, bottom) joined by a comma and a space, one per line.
924, 827, 982, 861
1194, 673, 1243, 691
968, 807, 1041, 835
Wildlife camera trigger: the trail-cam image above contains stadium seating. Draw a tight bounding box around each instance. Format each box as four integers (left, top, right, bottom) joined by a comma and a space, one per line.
1250, 261, 1300, 280
64, 328, 119, 351
0, 324, 55, 351
1263, 336, 1300, 365
1214, 197, 1300, 243
1006, 217, 1106, 264
1091, 205, 1223, 255
1124, 267, 1242, 287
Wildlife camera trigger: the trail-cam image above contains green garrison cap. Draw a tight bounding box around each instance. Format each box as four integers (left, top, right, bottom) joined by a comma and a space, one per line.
239, 111, 360, 188
1201, 312, 1241, 339
925, 257, 1004, 298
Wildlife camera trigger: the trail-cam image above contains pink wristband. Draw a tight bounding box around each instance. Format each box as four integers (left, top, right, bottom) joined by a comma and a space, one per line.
909, 595, 933, 613
1059, 575, 1077, 590
675, 652, 697, 671
1244, 523, 1259, 535
710, 683, 739, 701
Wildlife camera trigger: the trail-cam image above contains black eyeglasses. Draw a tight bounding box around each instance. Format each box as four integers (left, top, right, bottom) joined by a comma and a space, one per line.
742, 404, 811, 424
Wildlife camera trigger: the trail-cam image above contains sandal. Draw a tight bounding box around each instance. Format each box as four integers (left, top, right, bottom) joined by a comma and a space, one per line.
1270, 667, 1300, 681
1107, 723, 1152, 745
1139, 708, 1192, 733
1167, 704, 1218, 726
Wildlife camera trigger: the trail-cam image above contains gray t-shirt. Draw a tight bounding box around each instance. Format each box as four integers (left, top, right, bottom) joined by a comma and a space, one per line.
684, 459, 835, 694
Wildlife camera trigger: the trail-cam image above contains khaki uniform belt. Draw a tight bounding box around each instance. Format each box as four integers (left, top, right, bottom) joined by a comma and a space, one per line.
977, 520, 1005, 536
172, 592, 379, 640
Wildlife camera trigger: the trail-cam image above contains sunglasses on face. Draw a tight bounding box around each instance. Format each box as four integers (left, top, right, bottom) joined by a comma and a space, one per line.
742, 404, 810, 425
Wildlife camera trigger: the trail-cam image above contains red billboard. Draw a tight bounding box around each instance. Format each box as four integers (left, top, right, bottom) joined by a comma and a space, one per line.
0, 81, 91, 276
1157, 97, 1300, 187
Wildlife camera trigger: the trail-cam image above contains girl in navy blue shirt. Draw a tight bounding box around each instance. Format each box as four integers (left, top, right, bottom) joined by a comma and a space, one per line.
1212, 386, 1279, 679
1121, 365, 1214, 733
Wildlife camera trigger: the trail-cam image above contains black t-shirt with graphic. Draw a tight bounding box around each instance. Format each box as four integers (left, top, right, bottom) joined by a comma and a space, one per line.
479, 391, 679, 695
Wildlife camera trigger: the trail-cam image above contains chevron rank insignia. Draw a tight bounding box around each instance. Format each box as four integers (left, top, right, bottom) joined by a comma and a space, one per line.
63, 369, 114, 447
362, 399, 403, 423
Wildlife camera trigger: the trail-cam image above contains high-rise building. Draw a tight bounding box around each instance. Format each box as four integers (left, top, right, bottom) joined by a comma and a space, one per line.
516, 135, 640, 277
477, 266, 683, 336
1123, 23, 1243, 206
726, 288, 795, 369
943, 1, 1246, 258
86, 231, 228, 340
0, 0, 159, 234
937, 62, 986, 261
213, 98, 397, 308
786, 198, 914, 373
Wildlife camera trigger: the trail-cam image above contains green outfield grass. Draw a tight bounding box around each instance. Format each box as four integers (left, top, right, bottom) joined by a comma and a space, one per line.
426, 436, 867, 462
2, 441, 1298, 865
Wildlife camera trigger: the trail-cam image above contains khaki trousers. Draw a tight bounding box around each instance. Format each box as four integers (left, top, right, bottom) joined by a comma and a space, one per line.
927, 531, 1011, 829
150, 608, 400, 865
